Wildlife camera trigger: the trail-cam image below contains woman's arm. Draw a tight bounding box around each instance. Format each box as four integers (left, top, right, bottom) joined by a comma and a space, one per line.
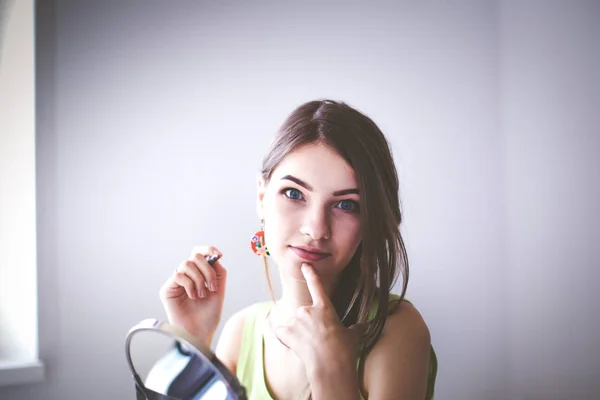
362, 302, 431, 399
305, 350, 362, 400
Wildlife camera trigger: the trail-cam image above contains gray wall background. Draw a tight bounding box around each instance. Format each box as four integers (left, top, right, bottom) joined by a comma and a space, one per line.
1, 0, 599, 399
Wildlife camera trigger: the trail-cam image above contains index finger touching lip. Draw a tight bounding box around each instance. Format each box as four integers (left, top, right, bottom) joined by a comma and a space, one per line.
301, 263, 329, 307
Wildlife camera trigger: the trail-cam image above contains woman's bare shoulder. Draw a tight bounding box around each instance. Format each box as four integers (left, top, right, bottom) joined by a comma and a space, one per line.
214, 302, 264, 375
362, 300, 431, 399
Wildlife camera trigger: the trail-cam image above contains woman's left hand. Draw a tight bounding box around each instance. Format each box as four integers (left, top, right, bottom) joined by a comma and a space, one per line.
273, 263, 365, 377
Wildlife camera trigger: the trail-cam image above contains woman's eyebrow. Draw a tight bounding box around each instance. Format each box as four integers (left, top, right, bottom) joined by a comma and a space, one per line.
280, 175, 359, 196
281, 175, 313, 190
333, 188, 359, 196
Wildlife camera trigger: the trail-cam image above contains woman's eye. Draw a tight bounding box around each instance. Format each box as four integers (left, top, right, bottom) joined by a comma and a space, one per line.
337, 200, 359, 213
283, 188, 304, 201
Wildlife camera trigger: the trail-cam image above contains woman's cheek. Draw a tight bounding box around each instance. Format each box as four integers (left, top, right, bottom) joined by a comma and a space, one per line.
264, 196, 293, 252
337, 217, 362, 254
333, 211, 361, 235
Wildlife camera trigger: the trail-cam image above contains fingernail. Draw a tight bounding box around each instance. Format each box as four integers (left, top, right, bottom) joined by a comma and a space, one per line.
209, 282, 217, 292
198, 289, 205, 298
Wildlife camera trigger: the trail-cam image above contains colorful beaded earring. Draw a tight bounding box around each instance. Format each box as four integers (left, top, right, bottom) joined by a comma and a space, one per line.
250, 220, 270, 256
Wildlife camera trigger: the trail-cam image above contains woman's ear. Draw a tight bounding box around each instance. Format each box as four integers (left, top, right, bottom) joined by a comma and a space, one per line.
257, 175, 266, 220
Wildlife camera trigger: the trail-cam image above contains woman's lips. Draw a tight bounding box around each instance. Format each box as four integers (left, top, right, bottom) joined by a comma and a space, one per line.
290, 246, 331, 262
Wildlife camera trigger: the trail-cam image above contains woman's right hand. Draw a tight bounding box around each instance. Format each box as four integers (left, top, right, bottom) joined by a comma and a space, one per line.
159, 245, 226, 347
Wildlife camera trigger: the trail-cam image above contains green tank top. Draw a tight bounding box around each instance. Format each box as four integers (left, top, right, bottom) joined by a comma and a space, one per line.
235, 294, 438, 399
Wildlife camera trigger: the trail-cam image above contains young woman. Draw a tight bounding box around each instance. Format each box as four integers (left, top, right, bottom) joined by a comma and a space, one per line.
160, 100, 437, 399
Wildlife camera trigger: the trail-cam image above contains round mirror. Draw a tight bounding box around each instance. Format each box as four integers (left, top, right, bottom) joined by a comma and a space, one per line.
125, 319, 247, 400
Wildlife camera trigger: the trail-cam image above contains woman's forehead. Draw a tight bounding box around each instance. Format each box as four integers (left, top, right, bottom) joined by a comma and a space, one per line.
270, 143, 357, 191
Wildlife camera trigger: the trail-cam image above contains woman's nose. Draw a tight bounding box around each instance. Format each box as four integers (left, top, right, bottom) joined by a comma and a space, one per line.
299, 207, 330, 241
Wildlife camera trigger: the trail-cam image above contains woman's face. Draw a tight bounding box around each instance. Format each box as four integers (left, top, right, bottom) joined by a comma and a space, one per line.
258, 142, 362, 281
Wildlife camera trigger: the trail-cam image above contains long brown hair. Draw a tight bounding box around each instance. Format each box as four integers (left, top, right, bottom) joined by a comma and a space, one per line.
260, 99, 409, 368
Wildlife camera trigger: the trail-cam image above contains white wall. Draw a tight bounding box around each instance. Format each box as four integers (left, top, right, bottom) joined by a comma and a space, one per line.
0, 1, 597, 399
501, 1, 600, 399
